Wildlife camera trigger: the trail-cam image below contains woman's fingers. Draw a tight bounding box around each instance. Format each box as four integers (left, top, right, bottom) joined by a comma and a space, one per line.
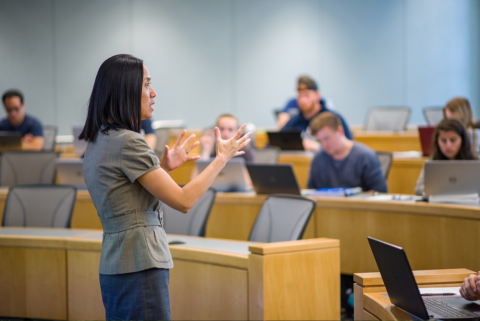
186, 141, 200, 153
181, 133, 197, 148
174, 130, 187, 148
186, 155, 201, 161
469, 275, 477, 293
233, 124, 247, 140
234, 151, 246, 157
236, 132, 252, 145
238, 139, 252, 151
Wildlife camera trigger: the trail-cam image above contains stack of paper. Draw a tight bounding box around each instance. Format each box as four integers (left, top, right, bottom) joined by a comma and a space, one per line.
429, 193, 479, 204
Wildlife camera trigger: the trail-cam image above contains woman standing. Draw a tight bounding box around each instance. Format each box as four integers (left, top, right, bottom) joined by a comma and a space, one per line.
79, 54, 251, 320
414, 118, 477, 196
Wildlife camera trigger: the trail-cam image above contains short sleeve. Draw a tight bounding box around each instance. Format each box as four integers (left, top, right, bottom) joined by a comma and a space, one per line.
30, 118, 43, 137
121, 133, 160, 183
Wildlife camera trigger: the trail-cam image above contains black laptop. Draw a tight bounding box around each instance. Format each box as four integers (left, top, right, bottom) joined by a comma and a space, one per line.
267, 131, 304, 150
368, 237, 480, 320
0, 131, 22, 153
246, 164, 301, 195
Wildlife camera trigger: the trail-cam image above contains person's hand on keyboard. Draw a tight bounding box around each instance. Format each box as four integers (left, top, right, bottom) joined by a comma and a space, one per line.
460, 272, 480, 301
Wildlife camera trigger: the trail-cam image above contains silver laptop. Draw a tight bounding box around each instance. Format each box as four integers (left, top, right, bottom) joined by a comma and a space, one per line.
73, 126, 87, 156
424, 160, 480, 197
196, 158, 249, 192
56, 159, 86, 189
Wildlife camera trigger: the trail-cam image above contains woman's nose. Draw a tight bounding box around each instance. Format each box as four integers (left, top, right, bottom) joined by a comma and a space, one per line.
151, 88, 157, 98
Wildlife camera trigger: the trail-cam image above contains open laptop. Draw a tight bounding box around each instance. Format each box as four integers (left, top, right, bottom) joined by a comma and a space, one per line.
56, 159, 87, 189
418, 126, 436, 157
0, 131, 22, 153
424, 160, 480, 197
246, 164, 301, 195
368, 237, 480, 320
73, 126, 87, 156
267, 131, 304, 151
196, 158, 249, 192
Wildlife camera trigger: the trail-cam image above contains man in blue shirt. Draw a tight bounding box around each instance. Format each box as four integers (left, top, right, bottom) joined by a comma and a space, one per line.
1, 90, 44, 150
307, 112, 387, 192
279, 76, 352, 151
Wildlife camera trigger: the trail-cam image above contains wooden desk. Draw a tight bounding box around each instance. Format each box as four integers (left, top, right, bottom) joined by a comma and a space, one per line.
353, 269, 474, 320
353, 132, 421, 152
0, 228, 99, 320
206, 194, 480, 275
255, 131, 421, 152
0, 227, 340, 320
3, 189, 480, 276
388, 157, 425, 194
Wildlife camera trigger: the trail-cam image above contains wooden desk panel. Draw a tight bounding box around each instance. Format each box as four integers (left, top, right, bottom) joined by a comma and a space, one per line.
387, 158, 425, 194
353, 132, 421, 152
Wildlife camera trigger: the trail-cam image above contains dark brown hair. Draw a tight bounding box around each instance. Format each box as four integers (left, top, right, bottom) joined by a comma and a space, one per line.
310, 112, 342, 135
79, 54, 144, 142
431, 118, 476, 160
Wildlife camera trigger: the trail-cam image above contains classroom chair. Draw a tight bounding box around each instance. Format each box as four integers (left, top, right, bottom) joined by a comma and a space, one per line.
365, 107, 410, 131
376, 151, 393, 179
43, 125, 57, 151
254, 146, 280, 164
423, 107, 444, 125
161, 188, 216, 236
0, 151, 57, 186
2, 185, 77, 228
249, 194, 316, 242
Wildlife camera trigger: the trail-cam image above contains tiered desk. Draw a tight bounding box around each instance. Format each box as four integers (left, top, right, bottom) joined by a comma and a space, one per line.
0, 227, 340, 320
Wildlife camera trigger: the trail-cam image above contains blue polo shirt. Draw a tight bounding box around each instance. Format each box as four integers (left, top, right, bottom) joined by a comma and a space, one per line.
141, 119, 154, 135
0, 114, 43, 137
281, 100, 352, 140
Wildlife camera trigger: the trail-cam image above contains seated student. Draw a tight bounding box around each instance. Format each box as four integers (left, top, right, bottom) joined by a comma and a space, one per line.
414, 118, 477, 196
1, 90, 44, 150
307, 112, 387, 192
200, 114, 255, 163
280, 76, 352, 151
141, 118, 157, 149
277, 75, 336, 129
444, 97, 480, 153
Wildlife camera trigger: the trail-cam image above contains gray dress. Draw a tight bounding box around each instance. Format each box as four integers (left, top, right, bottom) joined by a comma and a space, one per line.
83, 128, 173, 275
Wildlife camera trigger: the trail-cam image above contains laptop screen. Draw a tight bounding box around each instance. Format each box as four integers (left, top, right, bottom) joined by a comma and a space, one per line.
367, 237, 430, 320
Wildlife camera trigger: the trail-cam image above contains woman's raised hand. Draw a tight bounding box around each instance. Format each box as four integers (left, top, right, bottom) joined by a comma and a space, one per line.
160, 130, 200, 173
214, 124, 252, 162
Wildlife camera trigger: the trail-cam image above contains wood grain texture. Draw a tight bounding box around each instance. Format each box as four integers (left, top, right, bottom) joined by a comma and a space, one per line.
363, 309, 381, 321
363, 292, 413, 321
67, 250, 105, 320
0, 247, 67, 320
249, 246, 341, 320
170, 259, 248, 320
249, 237, 339, 255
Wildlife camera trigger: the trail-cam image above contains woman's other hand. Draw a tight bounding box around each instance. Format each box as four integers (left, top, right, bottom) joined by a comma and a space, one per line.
160, 130, 200, 173
214, 124, 252, 162
460, 273, 480, 301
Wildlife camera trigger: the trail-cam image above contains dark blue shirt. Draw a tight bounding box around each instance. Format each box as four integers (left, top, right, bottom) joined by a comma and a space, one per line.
307, 142, 387, 192
281, 100, 352, 140
141, 119, 154, 135
0, 114, 43, 137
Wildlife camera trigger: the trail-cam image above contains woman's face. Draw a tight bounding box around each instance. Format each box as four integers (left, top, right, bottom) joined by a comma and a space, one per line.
438, 130, 462, 159
141, 65, 156, 120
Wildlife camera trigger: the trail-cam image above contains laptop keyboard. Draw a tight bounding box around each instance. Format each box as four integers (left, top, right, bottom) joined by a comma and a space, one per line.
424, 298, 478, 318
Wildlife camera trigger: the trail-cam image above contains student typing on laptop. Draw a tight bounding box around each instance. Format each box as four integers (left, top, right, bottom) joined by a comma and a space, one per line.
1, 90, 44, 150
415, 118, 478, 196
307, 112, 387, 192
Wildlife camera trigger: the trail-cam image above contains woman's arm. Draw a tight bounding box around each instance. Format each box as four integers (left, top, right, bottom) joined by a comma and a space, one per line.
138, 125, 251, 213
